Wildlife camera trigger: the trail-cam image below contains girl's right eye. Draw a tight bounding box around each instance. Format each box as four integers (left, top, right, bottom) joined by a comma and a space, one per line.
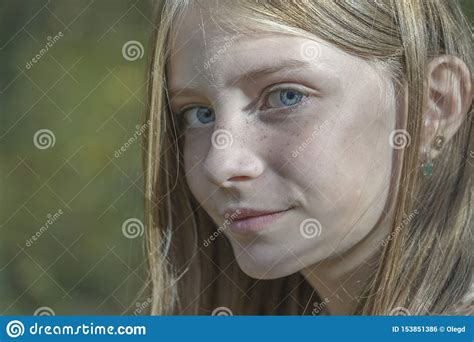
181, 106, 215, 128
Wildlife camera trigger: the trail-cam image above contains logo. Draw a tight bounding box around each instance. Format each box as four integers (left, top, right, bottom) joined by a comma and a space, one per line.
122, 40, 144, 61
299, 218, 322, 239
33, 129, 56, 149
6, 320, 25, 338
122, 218, 145, 239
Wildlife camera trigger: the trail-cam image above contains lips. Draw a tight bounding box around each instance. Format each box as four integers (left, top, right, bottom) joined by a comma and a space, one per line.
221, 206, 294, 233
223, 207, 289, 220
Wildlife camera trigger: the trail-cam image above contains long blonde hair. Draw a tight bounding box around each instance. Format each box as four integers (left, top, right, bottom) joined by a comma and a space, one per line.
142, 0, 473, 315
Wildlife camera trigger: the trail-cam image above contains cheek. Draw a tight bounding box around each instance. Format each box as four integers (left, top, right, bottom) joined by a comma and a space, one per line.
183, 133, 210, 203
283, 87, 395, 253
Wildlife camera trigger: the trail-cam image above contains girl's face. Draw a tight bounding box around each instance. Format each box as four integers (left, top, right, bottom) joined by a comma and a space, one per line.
167, 7, 396, 279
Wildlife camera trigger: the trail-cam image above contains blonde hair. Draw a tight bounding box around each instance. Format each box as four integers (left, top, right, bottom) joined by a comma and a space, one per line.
142, 0, 473, 315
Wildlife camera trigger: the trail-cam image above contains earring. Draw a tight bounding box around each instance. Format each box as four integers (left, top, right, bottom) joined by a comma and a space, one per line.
421, 135, 445, 177
421, 147, 433, 177
432, 135, 445, 151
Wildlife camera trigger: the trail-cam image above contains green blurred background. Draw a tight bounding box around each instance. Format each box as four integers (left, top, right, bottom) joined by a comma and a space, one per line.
1, 0, 154, 315
0, 0, 473, 315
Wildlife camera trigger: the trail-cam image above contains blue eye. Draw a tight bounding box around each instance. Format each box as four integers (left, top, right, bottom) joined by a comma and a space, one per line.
178, 87, 308, 128
181, 106, 215, 127
267, 89, 304, 108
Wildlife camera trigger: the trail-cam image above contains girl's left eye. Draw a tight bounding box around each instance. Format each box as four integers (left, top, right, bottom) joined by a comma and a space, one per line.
265, 89, 306, 109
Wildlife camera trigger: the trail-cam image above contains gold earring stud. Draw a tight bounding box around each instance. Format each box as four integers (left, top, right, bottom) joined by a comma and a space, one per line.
432, 135, 445, 151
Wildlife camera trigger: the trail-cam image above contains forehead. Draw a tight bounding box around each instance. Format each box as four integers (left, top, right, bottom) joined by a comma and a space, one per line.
168, 3, 253, 61
166, 4, 357, 94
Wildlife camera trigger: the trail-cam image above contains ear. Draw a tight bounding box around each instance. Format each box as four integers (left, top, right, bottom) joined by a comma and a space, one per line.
421, 55, 473, 160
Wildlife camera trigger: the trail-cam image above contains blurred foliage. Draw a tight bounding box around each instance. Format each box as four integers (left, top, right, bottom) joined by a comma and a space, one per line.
1, 0, 154, 315
0, 0, 473, 315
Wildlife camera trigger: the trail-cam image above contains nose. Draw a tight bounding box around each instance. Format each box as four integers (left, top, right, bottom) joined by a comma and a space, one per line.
202, 124, 265, 188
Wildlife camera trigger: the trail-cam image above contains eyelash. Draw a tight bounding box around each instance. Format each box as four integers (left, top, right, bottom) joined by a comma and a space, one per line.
176, 83, 312, 125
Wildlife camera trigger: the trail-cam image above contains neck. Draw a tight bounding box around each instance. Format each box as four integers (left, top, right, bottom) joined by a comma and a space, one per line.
301, 198, 396, 315
301, 239, 383, 315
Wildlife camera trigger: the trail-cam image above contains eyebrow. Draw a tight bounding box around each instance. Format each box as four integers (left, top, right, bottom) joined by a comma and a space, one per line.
168, 58, 312, 98
227, 59, 311, 87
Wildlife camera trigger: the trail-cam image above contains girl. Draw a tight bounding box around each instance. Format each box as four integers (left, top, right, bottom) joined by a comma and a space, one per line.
142, 0, 473, 315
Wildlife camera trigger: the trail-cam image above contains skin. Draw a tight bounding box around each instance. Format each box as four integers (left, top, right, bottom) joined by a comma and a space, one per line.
166, 4, 472, 315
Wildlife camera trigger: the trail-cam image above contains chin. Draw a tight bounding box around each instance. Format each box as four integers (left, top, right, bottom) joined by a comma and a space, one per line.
237, 259, 292, 280
232, 244, 300, 280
